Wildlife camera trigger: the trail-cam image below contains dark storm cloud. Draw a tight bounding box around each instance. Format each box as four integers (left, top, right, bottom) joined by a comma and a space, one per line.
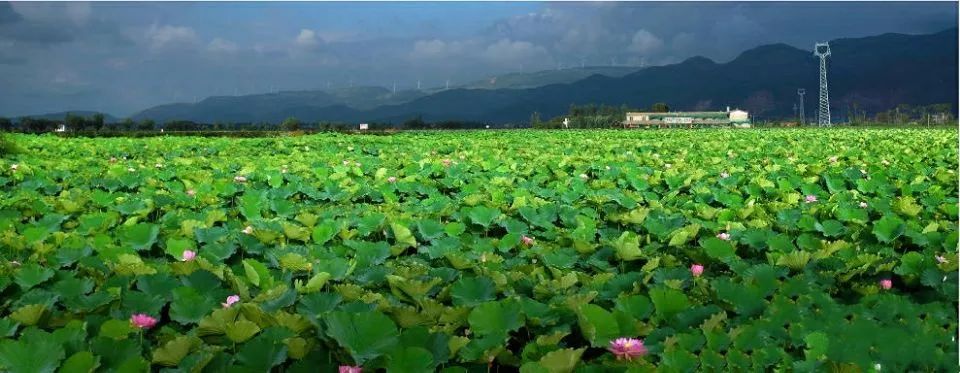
0, 1, 955, 117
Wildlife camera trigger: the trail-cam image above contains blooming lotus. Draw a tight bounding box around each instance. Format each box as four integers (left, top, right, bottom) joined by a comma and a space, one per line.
716, 232, 731, 241
859, 201, 868, 208
804, 195, 818, 203
181, 250, 196, 261
234, 175, 247, 183
879, 279, 893, 290
829, 156, 838, 163
130, 313, 158, 329
186, 189, 196, 197
387, 176, 397, 183
10, 164, 18, 171
605, 165, 611, 170
579, 173, 588, 180
521, 236, 535, 246
343, 160, 350, 166
860, 169, 867, 175
127, 167, 136, 172
690, 264, 704, 277
110, 157, 117, 163
720, 172, 729, 178
608, 338, 647, 360
665, 163, 672, 169
222, 295, 240, 308
442, 159, 452, 167
936, 255, 948, 264
242, 226, 254, 235
881, 159, 890, 166
155, 163, 163, 168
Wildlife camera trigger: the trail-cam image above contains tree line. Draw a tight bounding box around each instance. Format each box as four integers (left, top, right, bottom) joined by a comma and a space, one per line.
530, 102, 669, 129
0, 114, 500, 133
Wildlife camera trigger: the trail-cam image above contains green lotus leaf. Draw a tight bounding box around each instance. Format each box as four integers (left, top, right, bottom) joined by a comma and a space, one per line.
324, 310, 399, 365
449, 276, 497, 306
577, 304, 620, 347
873, 214, 906, 243
121, 223, 159, 251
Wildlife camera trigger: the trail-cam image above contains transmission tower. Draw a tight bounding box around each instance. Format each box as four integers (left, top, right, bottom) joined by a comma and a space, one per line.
797, 88, 806, 125
813, 42, 831, 126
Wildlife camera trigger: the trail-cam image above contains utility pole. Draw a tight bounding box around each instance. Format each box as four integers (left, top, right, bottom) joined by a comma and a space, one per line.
797, 88, 806, 125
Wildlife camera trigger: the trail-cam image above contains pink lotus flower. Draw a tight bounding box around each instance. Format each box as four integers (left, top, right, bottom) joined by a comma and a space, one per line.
130, 313, 158, 329
859, 201, 868, 208
521, 236, 535, 246
339, 366, 362, 373
720, 172, 729, 178
442, 159, 452, 167
804, 195, 818, 203
608, 337, 648, 360
234, 175, 247, 183
879, 279, 892, 290
181, 250, 196, 261
222, 295, 240, 308
186, 189, 196, 197
690, 264, 704, 277
936, 255, 948, 264
242, 226, 254, 235
716, 232, 730, 241
387, 176, 397, 183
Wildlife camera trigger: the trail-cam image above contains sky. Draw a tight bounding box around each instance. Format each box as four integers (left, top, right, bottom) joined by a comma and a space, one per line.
0, 1, 956, 117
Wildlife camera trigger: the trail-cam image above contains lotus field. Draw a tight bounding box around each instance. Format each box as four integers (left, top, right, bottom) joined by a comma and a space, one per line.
1, 128, 958, 372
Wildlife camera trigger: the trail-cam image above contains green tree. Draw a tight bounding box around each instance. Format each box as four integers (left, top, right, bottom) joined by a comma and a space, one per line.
65, 113, 85, 131
281, 117, 302, 131
529, 111, 541, 128
118, 118, 135, 131
0, 117, 13, 132
651, 102, 670, 113
137, 119, 155, 131
92, 113, 105, 131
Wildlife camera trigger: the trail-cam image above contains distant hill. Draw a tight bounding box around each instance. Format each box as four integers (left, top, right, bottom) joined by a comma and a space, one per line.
456, 66, 642, 90
129, 28, 957, 124
16, 111, 118, 123
351, 28, 956, 124
130, 67, 641, 123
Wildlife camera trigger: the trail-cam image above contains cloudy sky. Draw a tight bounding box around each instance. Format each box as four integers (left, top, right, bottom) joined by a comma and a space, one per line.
1, 1, 955, 117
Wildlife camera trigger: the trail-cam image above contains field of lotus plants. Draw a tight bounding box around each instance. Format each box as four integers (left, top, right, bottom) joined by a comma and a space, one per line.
0, 128, 957, 372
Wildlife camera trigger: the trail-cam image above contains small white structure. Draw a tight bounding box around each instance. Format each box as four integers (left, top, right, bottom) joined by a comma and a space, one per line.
563, 118, 570, 129
729, 109, 749, 123
55, 124, 67, 132
359, 123, 369, 130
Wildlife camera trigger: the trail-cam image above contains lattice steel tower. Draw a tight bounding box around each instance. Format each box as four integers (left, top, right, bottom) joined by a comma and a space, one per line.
797, 88, 806, 125
813, 42, 831, 126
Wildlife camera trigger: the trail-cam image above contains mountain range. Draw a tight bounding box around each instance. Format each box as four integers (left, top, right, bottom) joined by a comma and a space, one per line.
24, 28, 958, 124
